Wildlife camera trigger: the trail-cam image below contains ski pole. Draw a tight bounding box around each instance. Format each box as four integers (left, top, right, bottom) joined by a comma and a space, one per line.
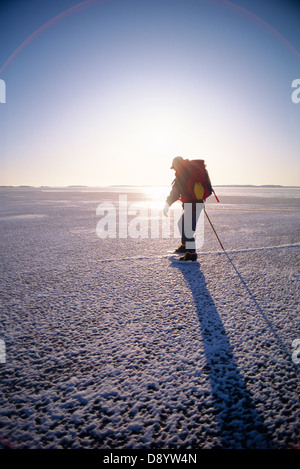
204, 209, 225, 251
212, 189, 220, 203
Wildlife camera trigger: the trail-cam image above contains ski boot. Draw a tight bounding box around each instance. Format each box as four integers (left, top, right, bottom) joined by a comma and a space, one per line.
174, 243, 186, 254
179, 251, 198, 262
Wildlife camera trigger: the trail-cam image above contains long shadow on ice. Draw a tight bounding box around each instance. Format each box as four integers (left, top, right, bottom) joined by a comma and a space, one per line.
170, 261, 271, 449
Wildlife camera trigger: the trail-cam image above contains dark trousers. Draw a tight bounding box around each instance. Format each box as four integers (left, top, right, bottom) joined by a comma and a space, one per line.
178, 202, 203, 252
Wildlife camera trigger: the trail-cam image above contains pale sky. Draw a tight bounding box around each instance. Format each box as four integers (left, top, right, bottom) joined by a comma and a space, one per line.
0, 0, 299, 187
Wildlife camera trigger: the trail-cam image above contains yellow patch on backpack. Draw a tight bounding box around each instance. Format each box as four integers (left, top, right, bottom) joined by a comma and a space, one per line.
194, 182, 204, 200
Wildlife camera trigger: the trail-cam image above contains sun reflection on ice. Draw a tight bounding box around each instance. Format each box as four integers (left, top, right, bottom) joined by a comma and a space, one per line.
141, 185, 170, 210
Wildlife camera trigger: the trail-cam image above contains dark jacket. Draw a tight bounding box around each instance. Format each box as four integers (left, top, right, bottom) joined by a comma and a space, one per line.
166, 160, 192, 207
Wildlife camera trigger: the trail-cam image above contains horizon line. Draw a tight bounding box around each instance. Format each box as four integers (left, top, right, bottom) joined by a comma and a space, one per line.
1, 184, 300, 189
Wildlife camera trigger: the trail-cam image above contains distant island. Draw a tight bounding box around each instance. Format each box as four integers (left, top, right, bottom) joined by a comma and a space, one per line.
214, 184, 284, 188
0, 184, 299, 189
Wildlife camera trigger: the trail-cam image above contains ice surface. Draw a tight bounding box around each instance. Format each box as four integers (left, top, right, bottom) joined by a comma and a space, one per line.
0, 186, 299, 449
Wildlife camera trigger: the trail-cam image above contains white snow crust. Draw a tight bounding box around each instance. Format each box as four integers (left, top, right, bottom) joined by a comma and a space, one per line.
0, 186, 299, 449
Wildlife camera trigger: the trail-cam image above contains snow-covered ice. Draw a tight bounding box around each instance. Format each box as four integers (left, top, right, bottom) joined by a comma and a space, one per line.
0, 186, 299, 449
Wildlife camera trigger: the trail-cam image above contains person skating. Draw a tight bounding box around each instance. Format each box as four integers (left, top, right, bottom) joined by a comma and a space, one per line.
163, 156, 205, 262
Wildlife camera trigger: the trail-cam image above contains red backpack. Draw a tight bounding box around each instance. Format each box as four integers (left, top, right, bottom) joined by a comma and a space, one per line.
183, 159, 219, 202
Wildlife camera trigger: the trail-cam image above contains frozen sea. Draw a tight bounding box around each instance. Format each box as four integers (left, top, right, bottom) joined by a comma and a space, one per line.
0, 185, 299, 450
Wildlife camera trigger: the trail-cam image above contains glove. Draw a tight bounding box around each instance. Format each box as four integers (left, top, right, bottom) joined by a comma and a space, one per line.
163, 203, 169, 217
